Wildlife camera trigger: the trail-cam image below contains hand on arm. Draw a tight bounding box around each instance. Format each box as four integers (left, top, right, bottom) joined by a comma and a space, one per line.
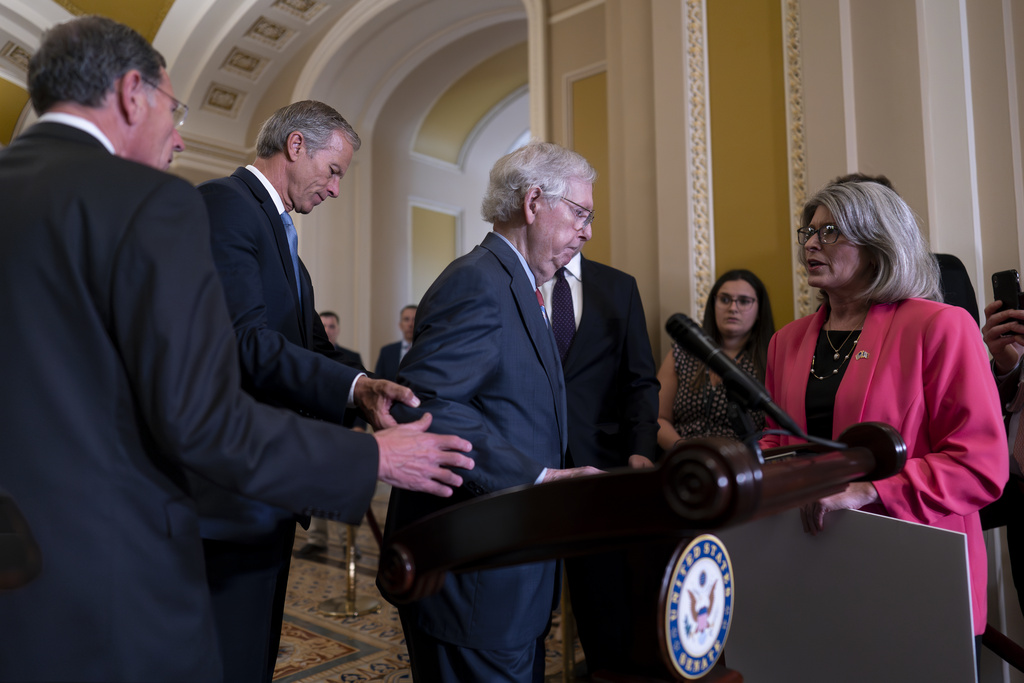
800, 482, 879, 535
982, 300, 1024, 375
354, 376, 420, 429
373, 413, 473, 497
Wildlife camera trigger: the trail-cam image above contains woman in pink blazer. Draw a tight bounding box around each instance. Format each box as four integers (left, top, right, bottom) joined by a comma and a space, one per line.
761, 180, 1007, 636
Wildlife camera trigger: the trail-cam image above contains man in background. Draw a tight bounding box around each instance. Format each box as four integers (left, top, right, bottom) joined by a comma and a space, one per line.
196, 100, 470, 683
539, 249, 659, 674
375, 304, 417, 381
298, 310, 368, 558
0, 16, 472, 683
382, 141, 603, 682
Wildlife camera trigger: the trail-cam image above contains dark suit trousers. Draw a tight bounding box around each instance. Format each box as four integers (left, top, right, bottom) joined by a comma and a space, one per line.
981, 475, 1024, 620
565, 551, 634, 674
203, 519, 295, 683
400, 609, 547, 683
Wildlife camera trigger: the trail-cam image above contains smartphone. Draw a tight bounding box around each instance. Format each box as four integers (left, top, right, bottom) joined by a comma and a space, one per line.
992, 269, 1022, 313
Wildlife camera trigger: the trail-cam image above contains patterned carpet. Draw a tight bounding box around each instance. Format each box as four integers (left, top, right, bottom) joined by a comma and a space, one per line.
274, 484, 582, 682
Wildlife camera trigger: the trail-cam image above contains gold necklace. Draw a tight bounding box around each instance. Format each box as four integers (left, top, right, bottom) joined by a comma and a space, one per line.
810, 328, 861, 381
824, 319, 858, 361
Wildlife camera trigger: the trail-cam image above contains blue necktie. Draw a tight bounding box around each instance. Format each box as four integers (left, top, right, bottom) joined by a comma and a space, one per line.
551, 267, 575, 361
280, 211, 301, 306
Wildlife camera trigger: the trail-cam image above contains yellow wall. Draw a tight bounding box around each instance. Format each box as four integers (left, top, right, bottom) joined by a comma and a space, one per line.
707, 0, 793, 325
0, 82, 29, 145
411, 206, 456, 304
414, 42, 528, 164
53, 0, 173, 41
572, 71, 609, 265
1, 0, 175, 144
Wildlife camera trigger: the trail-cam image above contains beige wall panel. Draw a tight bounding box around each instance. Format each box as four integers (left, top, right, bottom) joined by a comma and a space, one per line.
848, 0, 929, 231
550, 0, 593, 14
969, 0, 1020, 301
651, 0, 692, 358
798, 0, 849, 193
548, 4, 606, 149
604, 0, 660, 350
1014, 0, 1024, 274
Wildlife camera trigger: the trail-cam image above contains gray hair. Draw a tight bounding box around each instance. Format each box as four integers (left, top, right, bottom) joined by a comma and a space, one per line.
255, 100, 361, 159
801, 181, 941, 304
480, 141, 598, 224
28, 16, 165, 115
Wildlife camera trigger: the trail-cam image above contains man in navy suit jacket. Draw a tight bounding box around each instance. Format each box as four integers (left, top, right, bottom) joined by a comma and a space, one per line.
0, 18, 471, 683
375, 304, 417, 381
539, 251, 660, 674
196, 101, 472, 683
382, 142, 604, 682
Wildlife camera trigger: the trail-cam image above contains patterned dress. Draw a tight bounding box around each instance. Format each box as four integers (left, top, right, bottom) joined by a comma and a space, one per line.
670, 342, 766, 439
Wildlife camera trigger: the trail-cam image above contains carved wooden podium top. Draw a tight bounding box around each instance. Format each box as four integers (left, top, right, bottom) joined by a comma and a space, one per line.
379, 422, 906, 681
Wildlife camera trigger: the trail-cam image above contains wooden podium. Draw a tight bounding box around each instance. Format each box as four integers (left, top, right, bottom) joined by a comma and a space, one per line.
379, 422, 906, 681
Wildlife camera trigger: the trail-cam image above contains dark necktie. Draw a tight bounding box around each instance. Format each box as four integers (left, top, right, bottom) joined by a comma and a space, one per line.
281, 211, 301, 306
552, 267, 575, 361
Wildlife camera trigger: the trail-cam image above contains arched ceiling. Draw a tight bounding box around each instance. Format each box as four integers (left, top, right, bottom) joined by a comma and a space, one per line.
0, 0, 530, 160
414, 40, 527, 164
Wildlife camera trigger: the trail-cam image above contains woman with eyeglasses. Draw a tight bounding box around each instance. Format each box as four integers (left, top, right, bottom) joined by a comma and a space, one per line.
761, 179, 1006, 639
655, 269, 775, 450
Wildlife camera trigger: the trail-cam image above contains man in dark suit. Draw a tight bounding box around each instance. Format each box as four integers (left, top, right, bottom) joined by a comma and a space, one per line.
0, 16, 472, 683
301, 310, 367, 556
382, 142, 603, 682
539, 250, 660, 674
197, 101, 435, 683
375, 304, 417, 381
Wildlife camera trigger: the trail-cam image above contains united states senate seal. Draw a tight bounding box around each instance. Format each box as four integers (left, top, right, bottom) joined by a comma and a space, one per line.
664, 534, 734, 679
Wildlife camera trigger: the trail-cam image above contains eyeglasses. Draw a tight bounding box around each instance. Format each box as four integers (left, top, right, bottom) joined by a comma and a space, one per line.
145, 80, 189, 128
561, 196, 595, 229
716, 294, 757, 310
797, 224, 840, 245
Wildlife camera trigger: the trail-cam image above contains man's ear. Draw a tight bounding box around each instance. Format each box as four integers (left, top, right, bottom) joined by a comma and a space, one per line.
117, 70, 148, 126
285, 131, 305, 161
523, 186, 543, 225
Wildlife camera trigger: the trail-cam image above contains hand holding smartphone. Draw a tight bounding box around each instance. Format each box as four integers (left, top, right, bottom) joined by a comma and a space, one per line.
992, 269, 1022, 313
991, 269, 1024, 338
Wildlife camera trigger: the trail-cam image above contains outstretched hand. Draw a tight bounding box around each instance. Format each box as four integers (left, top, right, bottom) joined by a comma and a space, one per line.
374, 413, 474, 497
540, 465, 603, 483
800, 482, 879, 535
353, 376, 419, 430
982, 300, 1024, 375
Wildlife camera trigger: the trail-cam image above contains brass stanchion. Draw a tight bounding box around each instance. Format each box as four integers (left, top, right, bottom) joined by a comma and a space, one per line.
561, 574, 575, 682
318, 523, 381, 617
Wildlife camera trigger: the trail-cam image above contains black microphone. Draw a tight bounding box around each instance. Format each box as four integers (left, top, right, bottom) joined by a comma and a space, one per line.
665, 313, 804, 438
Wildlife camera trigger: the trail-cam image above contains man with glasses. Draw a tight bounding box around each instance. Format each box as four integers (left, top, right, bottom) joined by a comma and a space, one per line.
0, 16, 472, 683
382, 141, 604, 682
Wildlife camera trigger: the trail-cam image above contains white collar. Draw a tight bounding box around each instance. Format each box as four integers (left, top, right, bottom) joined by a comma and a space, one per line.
37, 113, 116, 155
246, 164, 286, 215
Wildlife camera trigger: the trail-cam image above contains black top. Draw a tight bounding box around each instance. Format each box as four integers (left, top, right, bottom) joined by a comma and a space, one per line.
671, 342, 766, 439
805, 328, 861, 439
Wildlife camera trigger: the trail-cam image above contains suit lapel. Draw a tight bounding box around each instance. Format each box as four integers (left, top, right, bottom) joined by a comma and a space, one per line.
482, 233, 568, 457
234, 168, 307, 346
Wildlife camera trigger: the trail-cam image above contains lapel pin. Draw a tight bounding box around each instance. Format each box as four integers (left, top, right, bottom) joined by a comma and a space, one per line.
855, 350, 869, 360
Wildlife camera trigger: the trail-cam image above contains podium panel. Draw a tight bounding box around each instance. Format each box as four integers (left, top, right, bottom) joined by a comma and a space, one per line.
719, 509, 976, 682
